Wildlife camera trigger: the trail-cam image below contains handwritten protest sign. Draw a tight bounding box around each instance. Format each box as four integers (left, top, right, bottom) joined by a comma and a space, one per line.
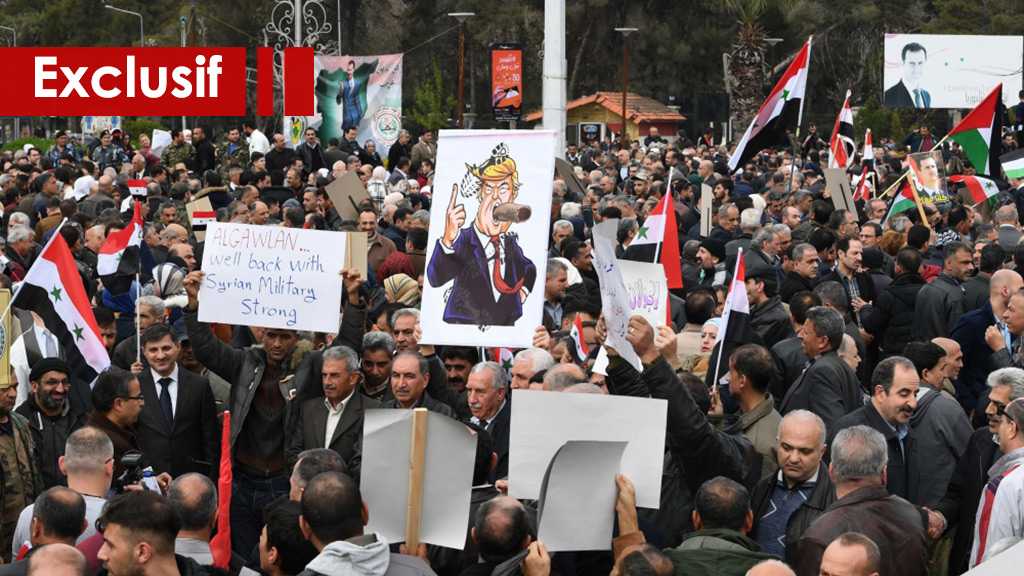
591, 220, 642, 371
618, 260, 668, 329
198, 222, 346, 332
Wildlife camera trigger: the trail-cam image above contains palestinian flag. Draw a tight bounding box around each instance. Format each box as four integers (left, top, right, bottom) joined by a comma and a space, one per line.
127, 179, 147, 197
1001, 148, 1024, 180
569, 314, 590, 363
828, 91, 855, 170
629, 192, 683, 289
884, 181, 918, 222
11, 233, 110, 389
947, 83, 1002, 176
728, 37, 812, 172
97, 200, 143, 294
949, 174, 1000, 206
862, 128, 874, 170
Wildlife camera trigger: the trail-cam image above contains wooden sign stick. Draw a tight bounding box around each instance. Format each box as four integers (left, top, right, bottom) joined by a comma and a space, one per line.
404, 408, 429, 549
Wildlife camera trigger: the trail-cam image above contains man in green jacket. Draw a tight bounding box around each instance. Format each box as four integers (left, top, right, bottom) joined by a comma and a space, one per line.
664, 476, 775, 576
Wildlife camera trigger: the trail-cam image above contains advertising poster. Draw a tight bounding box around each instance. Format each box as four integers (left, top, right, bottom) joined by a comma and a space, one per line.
491, 44, 523, 122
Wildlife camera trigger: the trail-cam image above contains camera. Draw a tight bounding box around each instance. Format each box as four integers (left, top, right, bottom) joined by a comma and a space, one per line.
112, 452, 146, 494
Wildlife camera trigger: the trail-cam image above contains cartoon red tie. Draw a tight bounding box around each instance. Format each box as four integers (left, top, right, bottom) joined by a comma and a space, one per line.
490, 236, 524, 295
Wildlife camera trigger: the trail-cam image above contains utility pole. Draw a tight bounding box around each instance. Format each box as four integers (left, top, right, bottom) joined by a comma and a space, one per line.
449, 12, 475, 128
614, 27, 638, 148
180, 15, 187, 132
542, 0, 567, 156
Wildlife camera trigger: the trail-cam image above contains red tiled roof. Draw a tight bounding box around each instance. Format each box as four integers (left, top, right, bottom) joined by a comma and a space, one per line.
523, 91, 685, 123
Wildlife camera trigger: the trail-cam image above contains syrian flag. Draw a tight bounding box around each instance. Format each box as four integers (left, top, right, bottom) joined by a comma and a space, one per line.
862, 128, 874, 170
947, 83, 1003, 176
210, 412, 232, 570
852, 164, 872, 202
490, 348, 514, 374
706, 249, 757, 388
97, 200, 144, 294
1000, 148, 1024, 180
828, 91, 855, 170
569, 314, 590, 363
728, 37, 812, 172
11, 231, 110, 387
629, 192, 683, 289
949, 174, 1000, 207
884, 181, 918, 222
127, 179, 147, 197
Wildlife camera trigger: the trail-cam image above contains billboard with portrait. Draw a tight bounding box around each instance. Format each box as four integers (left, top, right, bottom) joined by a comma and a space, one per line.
883, 34, 1022, 109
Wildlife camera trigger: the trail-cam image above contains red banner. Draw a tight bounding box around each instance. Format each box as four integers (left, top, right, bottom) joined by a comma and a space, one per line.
0, 47, 249, 116
490, 44, 523, 122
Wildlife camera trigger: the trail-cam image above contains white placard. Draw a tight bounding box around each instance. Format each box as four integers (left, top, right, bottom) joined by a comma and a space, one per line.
537, 441, 627, 551
592, 220, 642, 372
883, 34, 1023, 109
151, 129, 172, 157
618, 259, 668, 329
360, 409, 476, 549
421, 130, 555, 348
508, 389, 667, 509
198, 222, 346, 332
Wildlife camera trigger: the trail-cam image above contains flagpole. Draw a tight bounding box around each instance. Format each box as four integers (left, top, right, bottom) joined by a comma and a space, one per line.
136, 272, 142, 363
0, 218, 69, 327
654, 167, 673, 264
785, 36, 813, 195
711, 247, 744, 395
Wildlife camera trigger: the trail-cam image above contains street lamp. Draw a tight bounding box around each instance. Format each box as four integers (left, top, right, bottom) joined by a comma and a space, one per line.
104, 3, 145, 47
448, 12, 475, 128
614, 27, 638, 147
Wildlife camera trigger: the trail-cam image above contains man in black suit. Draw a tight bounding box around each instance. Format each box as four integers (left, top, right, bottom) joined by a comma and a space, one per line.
287, 346, 379, 469
779, 306, 863, 436
884, 42, 930, 108
134, 324, 219, 479
465, 362, 510, 482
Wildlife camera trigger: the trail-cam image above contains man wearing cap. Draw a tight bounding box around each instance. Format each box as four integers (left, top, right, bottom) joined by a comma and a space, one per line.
0, 374, 43, 560
16, 359, 87, 489
46, 131, 81, 167
630, 170, 650, 197
698, 238, 728, 288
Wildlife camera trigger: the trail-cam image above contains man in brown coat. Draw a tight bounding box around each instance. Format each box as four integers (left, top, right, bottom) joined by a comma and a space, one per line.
794, 425, 928, 576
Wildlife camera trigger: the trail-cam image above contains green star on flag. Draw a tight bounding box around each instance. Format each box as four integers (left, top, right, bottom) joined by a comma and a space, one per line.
780, 89, 790, 101
72, 325, 84, 341
502, 358, 513, 371
49, 286, 63, 302
637, 226, 649, 239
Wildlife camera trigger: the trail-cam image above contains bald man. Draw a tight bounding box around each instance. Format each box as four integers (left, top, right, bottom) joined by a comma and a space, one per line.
818, 533, 881, 576
932, 337, 963, 397
952, 268, 1024, 414
746, 560, 796, 576
26, 543, 86, 576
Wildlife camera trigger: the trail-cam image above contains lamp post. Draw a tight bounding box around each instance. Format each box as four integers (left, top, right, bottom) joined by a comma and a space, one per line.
448, 12, 475, 128
0, 26, 16, 140
614, 27, 638, 147
104, 3, 145, 47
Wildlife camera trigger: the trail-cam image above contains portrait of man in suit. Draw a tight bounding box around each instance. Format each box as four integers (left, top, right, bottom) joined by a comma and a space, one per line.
885, 42, 931, 108
909, 151, 949, 204
314, 57, 380, 142
427, 143, 537, 328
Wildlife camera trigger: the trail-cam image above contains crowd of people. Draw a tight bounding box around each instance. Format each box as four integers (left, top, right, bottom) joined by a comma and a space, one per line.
1, 113, 1024, 576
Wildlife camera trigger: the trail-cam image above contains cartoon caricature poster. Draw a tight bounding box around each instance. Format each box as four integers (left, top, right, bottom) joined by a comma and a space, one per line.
421, 130, 556, 348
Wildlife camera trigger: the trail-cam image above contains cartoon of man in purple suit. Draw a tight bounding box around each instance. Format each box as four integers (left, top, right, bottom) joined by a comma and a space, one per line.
426, 144, 536, 327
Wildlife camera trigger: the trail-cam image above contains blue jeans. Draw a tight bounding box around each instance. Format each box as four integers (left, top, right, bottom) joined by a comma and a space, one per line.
230, 469, 289, 562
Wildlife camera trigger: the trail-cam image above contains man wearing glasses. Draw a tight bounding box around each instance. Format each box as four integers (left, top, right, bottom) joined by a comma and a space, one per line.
969, 394, 1024, 566
16, 358, 87, 489
86, 368, 145, 479
932, 367, 1024, 574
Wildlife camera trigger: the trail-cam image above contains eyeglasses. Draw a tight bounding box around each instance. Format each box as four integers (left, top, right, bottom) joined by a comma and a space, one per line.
120, 395, 145, 402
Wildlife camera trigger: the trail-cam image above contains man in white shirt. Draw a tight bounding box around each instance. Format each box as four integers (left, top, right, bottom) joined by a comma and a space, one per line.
243, 120, 271, 156
11, 426, 112, 559
10, 313, 62, 408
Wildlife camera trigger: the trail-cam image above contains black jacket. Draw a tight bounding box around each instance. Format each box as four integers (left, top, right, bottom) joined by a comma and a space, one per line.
136, 367, 220, 479
830, 402, 921, 504
862, 272, 925, 356
295, 142, 327, 173
750, 462, 836, 565
818, 268, 877, 310
951, 303, 1000, 413
15, 398, 87, 489
779, 350, 863, 435
963, 273, 990, 311
286, 392, 380, 469
749, 296, 794, 350
780, 271, 816, 303
770, 337, 807, 406
194, 139, 217, 175
935, 427, 1001, 575
913, 273, 966, 340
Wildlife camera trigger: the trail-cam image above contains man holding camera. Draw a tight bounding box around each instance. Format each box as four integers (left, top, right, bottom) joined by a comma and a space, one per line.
86, 368, 144, 479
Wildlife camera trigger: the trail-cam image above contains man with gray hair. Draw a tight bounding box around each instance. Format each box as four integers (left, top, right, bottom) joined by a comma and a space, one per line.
360, 332, 396, 401
726, 207, 762, 265
795, 425, 928, 576
550, 220, 574, 258
288, 346, 380, 467
935, 367, 1024, 574
969, 393, 1024, 566
3, 226, 35, 281
509, 348, 554, 390
780, 307, 862, 434
111, 295, 166, 369
466, 362, 510, 481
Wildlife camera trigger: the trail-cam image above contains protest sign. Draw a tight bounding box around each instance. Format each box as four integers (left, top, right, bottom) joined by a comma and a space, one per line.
0, 290, 11, 388
197, 222, 346, 333
344, 231, 369, 279
185, 196, 215, 242
700, 184, 713, 238
151, 129, 172, 157
824, 168, 856, 213
325, 172, 371, 222
537, 441, 626, 551
618, 259, 668, 329
508, 389, 667, 509
555, 157, 586, 199
591, 220, 642, 371
421, 130, 555, 348
360, 408, 476, 550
